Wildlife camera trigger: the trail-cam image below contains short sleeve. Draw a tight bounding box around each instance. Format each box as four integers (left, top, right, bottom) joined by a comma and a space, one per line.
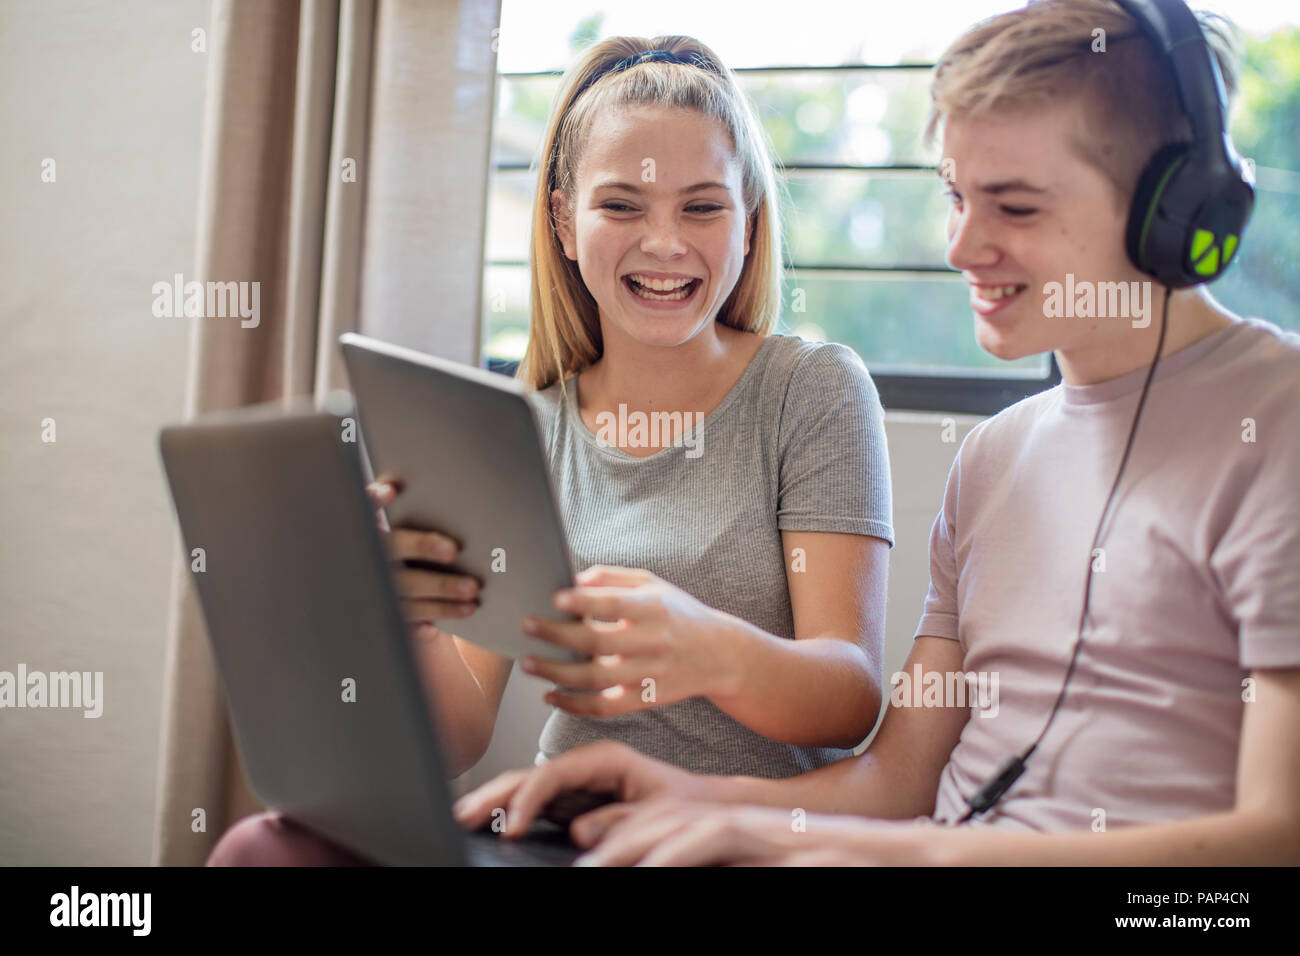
1210, 390, 1300, 670
913, 446, 963, 643
775, 343, 894, 545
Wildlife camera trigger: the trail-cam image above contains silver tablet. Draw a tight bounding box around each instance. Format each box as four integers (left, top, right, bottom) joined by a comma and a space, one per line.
339, 332, 580, 661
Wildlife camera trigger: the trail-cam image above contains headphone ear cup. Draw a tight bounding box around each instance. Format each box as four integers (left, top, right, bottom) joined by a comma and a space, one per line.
1188, 174, 1255, 279
1126, 143, 1191, 281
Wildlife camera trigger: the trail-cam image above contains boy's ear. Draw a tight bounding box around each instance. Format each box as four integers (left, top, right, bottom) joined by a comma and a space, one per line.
550, 189, 577, 259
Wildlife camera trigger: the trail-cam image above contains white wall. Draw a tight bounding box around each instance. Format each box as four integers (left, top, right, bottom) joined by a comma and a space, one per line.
0, 0, 211, 864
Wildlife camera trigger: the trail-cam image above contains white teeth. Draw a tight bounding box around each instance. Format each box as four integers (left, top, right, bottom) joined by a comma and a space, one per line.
628, 274, 693, 292
630, 280, 693, 301
976, 284, 1024, 301
627, 275, 696, 301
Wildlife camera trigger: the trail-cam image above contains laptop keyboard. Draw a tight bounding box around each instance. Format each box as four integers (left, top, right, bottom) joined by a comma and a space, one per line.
466, 823, 584, 867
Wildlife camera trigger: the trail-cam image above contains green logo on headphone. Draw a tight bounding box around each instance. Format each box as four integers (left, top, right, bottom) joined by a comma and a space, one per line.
1189, 228, 1240, 277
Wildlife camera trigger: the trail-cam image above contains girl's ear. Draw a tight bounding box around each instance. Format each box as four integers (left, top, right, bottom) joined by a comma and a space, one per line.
551, 189, 577, 260
743, 211, 754, 257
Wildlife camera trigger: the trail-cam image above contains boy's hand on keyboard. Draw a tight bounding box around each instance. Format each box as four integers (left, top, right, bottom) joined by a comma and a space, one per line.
452, 740, 712, 847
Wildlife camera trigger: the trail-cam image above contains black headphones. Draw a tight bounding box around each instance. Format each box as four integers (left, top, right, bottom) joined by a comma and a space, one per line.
951, 0, 1253, 826
1120, 0, 1255, 287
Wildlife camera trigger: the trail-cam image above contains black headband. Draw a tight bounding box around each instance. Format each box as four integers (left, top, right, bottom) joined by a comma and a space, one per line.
572, 48, 715, 101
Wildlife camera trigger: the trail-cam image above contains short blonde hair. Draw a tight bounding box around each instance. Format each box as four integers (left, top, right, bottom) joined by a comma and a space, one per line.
518, 35, 786, 391
926, 0, 1242, 206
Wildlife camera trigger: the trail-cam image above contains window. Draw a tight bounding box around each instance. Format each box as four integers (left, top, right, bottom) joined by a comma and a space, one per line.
483, 1, 1300, 413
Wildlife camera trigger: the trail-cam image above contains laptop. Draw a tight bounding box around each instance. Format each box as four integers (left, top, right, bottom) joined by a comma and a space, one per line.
159, 399, 580, 866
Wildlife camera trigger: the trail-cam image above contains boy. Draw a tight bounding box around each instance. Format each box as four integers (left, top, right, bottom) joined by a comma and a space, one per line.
454, 0, 1300, 865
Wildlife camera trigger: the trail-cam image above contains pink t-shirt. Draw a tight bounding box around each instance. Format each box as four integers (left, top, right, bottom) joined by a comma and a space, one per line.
916, 316, 1300, 832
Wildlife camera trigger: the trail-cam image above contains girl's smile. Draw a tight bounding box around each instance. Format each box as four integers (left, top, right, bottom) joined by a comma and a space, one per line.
622, 273, 703, 307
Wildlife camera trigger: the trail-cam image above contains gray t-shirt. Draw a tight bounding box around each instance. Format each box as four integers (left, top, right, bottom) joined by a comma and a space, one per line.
526, 332, 894, 778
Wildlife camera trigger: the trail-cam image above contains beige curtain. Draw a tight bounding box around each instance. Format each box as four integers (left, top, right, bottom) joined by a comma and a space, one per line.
152, 0, 501, 866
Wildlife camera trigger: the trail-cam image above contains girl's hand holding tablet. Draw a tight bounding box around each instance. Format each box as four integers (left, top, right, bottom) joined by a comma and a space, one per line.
366, 478, 482, 625
518, 565, 742, 714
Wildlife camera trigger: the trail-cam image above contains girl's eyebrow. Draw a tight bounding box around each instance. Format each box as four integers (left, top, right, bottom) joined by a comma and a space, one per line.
592, 180, 731, 194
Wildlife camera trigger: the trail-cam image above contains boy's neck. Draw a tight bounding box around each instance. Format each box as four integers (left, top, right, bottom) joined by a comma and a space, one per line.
1054, 286, 1238, 387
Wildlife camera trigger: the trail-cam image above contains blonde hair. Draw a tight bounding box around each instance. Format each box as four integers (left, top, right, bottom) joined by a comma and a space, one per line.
925, 0, 1241, 206
518, 35, 786, 390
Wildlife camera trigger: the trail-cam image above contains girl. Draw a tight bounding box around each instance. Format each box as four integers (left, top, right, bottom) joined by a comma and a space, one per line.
208, 34, 893, 865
